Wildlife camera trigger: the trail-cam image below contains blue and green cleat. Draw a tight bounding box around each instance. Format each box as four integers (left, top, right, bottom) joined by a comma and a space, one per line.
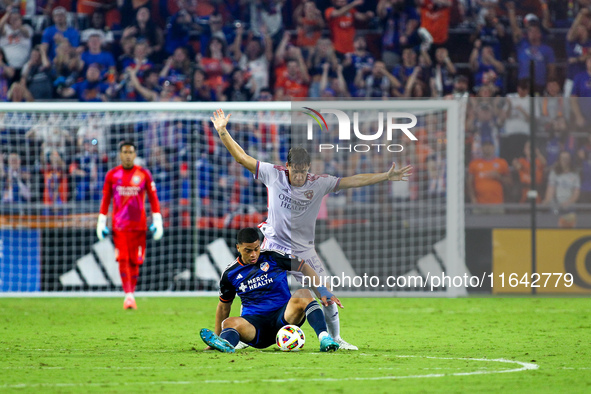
319, 335, 340, 352
200, 328, 235, 353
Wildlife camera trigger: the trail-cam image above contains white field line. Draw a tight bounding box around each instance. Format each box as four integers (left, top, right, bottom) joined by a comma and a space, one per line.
0, 355, 539, 388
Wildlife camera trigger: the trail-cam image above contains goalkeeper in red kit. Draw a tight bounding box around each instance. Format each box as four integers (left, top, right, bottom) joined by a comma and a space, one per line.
96, 141, 163, 309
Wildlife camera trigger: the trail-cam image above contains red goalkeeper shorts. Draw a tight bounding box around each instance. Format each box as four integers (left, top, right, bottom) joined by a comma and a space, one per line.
113, 230, 147, 265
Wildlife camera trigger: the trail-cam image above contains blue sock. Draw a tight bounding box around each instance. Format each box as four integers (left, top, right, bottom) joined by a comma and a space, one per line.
305, 300, 328, 337
220, 328, 240, 347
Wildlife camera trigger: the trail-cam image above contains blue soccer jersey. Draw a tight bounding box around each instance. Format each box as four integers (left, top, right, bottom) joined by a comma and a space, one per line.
218, 251, 304, 316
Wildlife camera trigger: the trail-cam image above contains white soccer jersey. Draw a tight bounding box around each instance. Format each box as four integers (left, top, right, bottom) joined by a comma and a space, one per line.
255, 161, 340, 253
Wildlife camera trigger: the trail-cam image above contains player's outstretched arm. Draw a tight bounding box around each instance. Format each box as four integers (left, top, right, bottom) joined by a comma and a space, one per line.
210, 109, 257, 173
336, 162, 412, 191
300, 263, 343, 308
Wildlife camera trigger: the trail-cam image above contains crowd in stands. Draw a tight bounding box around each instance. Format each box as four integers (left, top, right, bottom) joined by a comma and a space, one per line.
0, 0, 591, 226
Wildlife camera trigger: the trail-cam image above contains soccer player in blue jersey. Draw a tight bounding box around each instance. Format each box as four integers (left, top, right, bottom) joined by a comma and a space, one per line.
200, 227, 342, 353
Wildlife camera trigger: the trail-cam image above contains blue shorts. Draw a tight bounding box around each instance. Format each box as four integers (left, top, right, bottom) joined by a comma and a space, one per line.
241, 302, 306, 349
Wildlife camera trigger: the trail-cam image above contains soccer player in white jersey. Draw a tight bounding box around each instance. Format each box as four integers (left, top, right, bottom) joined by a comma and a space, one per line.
210, 109, 412, 350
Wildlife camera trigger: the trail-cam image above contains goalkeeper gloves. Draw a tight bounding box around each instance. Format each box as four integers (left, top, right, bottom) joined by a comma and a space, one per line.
149, 213, 164, 241
96, 214, 109, 240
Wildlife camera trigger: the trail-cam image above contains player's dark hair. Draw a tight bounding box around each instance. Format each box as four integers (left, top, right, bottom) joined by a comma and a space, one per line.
237, 228, 260, 244
119, 141, 136, 151
287, 147, 310, 168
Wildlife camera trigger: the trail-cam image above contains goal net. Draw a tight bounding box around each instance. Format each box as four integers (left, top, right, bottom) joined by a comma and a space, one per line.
0, 100, 466, 296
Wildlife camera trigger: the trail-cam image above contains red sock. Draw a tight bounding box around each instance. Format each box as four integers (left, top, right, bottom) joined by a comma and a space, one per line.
119, 260, 133, 293
129, 263, 140, 293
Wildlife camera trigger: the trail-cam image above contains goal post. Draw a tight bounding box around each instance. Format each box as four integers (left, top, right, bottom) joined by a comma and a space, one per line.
0, 100, 466, 297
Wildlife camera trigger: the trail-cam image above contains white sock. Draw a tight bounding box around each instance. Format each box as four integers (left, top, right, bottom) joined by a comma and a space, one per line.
322, 303, 340, 339
125, 293, 134, 300
318, 331, 329, 340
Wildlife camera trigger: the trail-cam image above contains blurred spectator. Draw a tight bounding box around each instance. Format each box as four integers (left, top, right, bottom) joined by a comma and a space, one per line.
77, 0, 118, 24
160, 47, 191, 95
500, 79, 531, 163
232, 25, 272, 97
199, 13, 229, 54
198, 36, 233, 91
41, 6, 81, 60
190, 68, 216, 101
274, 52, 310, 100
512, 141, 546, 203
119, 0, 158, 28
470, 40, 504, 95
77, 114, 108, 158
431, 47, 457, 97
0, 47, 15, 100
577, 134, 591, 203
377, 0, 420, 68
355, 60, 400, 98
126, 67, 161, 102
121, 7, 164, 60
325, 0, 374, 57
148, 146, 173, 202
69, 139, 101, 201
539, 78, 568, 125
564, 8, 591, 97
21, 45, 52, 100
418, 0, 452, 51
570, 57, 591, 129
80, 32, 115, 76
404, 66, 431, 97
307, 37, 339, 97
7, 81, 33, 102
165, 8, 197, 56
0, 7, 33, 72
43, 150, 69, 205
221, 68, 255, 101
0, 152, 31, 203
248, 0, 285, 44
52, 41, 81, 91
469, 101, 501, 159
424, 133, 446, 199
81, 11, 116, 45
392, 47, 430, 96
445, 74, 470, 98
545, 115, 576, 168
342, 35, 375, 97
508, 1, 556, 93
59, 63, 110, 102
118, 40, 153, 99
542, 151, 580, 227
295, 0, 325, 51
319, 62, 350, 98
467, 137, 511, 204
471, 8, 509, 61
25, 115, 72, 163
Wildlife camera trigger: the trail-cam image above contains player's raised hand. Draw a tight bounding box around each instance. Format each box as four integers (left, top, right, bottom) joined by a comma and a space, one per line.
210, 109, 231, 132
387, 162, 412, 181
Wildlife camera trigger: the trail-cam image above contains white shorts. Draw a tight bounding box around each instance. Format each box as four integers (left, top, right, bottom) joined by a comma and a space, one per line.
261, 238, 328, 284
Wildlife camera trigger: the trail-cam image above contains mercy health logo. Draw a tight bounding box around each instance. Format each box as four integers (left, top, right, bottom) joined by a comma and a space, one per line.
302, 107, 418, 153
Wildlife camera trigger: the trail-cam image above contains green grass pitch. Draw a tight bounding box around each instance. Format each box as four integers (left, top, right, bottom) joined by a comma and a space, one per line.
1, 297, 590, 393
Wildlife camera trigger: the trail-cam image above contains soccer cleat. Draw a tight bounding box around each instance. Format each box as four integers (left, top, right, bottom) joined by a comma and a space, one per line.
234, 341, 249, 350
123, 297, 137, 310
319, 336, 339, 352
200, 328, 235, 353
335, 338, 358, 350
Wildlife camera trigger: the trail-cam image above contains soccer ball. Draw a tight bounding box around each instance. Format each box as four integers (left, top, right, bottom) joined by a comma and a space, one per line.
276, 325, 305, 351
